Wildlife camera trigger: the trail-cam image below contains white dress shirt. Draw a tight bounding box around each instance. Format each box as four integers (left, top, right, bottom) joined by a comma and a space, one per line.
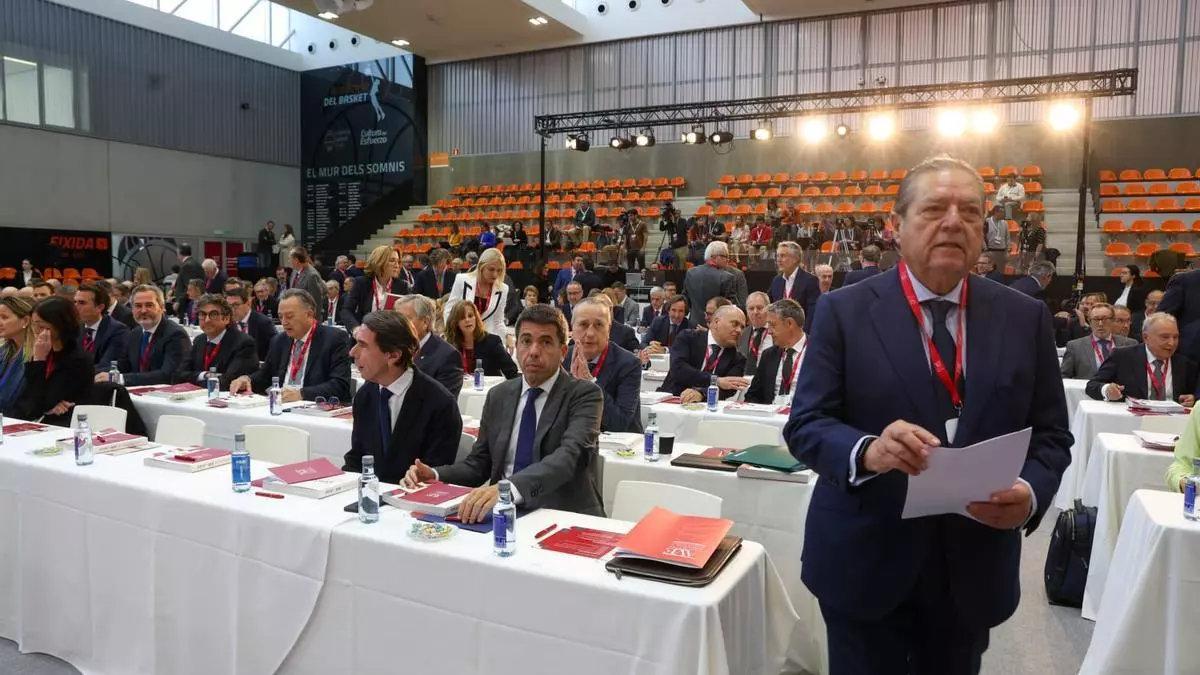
783, 267, 798, 299
996, 182, 1026, 203
380, 369, 415, 431
771, 336, 806, 403
284, 324, 316, 389
503, 369, 561, 504
1144, 346, 1173, 400
1115, 284, 1131, 308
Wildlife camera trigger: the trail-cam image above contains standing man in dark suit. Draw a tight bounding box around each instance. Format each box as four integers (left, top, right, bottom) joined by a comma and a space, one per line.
229, 289, 352, 402
394, 294, 463, 397
1159, 268, 1200, 362
1131, 289, 1164, 341
328, 255, 350, 292
414, 248, 456, 300
257, 220, 277, 271
75, 282, 130, 374
321, 280, 345, 325
659, 305, 748, 402
201, 259, 227, 295
96, 284, 190, 386
769, 241, 820, 332
225, 283, 275, 361
843, 245, 883, 286
640, 294, 690, 352
682, 241, 735, 326
343, 310, 462, 484
744, 299, 807, 405
286, 247, 326, 313
403, 304, 604, 522
552, 256, 584, 305
1008, 261, 1054, 298
173, 243, 204, 318
566, 298, 643, 433
737, 291, 773, 376
1086, 313, 1198, 404
785, 156, 1072, 673
174, 295, 259, 388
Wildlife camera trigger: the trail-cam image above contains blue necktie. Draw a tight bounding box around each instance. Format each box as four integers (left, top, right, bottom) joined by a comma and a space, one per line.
925, 300, 960, 419
378, 386, 394, 455
512, 387, 543, 474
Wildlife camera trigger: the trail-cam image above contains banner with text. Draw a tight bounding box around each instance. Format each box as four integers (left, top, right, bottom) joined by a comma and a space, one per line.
2, 227, 113, 281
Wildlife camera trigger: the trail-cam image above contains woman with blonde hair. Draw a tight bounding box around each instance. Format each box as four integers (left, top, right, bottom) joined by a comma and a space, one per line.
0, 295, 36, 413
341, 244, 409, 329
444, 300, 518, 379
443, 247, 509, 338
132, 267, 153, 287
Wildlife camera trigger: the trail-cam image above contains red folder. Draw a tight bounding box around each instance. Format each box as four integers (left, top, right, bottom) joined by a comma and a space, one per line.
172, 448, 230, 463
701, 447, 736, 458
538, 527, 624, 559
614, 507, 733, 569
399, 482, 472, 505
268, 457, 343, 484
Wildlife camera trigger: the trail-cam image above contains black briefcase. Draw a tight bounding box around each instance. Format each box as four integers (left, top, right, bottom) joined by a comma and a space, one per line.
1043, 499, 1096, 607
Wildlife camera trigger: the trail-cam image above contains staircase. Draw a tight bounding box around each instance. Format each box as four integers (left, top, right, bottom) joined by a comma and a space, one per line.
1040, 188, 1107, 275
353, 204, 431, 258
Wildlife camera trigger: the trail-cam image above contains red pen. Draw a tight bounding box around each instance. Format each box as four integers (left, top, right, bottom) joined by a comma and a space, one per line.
535, 523, 558, 540
255, 491, 284, 499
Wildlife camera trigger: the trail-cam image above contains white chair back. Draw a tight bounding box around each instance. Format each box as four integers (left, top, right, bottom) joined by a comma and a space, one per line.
462, 395, 485, 419
1140, 415, 1189, 435
611, 480, 722, 522
694, 419, 781, 448
154, 415, 206, 447
241, 425, 310, 464
456, 432, 476, 462
70, 405, 127, 433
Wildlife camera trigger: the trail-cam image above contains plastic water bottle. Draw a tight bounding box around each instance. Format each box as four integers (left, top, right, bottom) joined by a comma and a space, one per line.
108, 360, 121, 385
231, 432, 251, 492
493, 479, 516, 557
268, 376, 283, 416
706, 374, 719, 412
74, 413, 93, 466
473, 359, 484, 391
644, 410, 659, 462
206, 367, 219, 400
1185, 458, 1200, 521
358, 455, 380, 523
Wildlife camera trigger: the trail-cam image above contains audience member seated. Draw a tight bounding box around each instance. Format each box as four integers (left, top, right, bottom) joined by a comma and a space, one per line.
413, 247, 456, 300
611, 282, 640, 329
1060, 302, 1136, 379
201, 258, 226, 294
229, 289, 351, 402
96, 285, 189, 386
174, 294, 259, 389
659, 305, 749, 402
738, 291, 772, 376
444, 248, 510, 338
702, 295, 733, 326
1112, 304, 1134, 339
75, 282, 130, 374
225, 282, 274, 361
843, 245, 883, 286
1086, 313, 1197, 406
769, 241, 819, 331
31, 281, 54, 301
640, 294, 691, 353
597, 290, 641, 355
179, 279, 204, 323
100, 279, 135, 328
0, 296, 35, 414
17, 296, 93, 426
1009, 260, 1055, 297
321, 280, 344, 325
561, 281, 583, 324
341, 245, 409, 330
566, 297, 642, 433
403, 305, 604, 522
444, 299, 518, 379
745, 299, 807, 405
552, 256, 584, 304
1132, 289, 1164, 339
641, 286, 666, 327
973, 253, 1006, 283
342, 310, 462, 484
252, 280, 278, 318
394, 294, 464, 397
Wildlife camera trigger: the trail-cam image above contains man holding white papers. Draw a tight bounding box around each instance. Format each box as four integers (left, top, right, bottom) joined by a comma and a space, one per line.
743, 299, 806, 405
784, 156, 1072, 674
1085, 312, 1198, 405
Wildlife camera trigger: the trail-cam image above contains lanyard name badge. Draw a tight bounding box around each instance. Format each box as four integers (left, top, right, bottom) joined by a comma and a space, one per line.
1146, 358, 1170, 400
1092, 337, 1108, 367
776, 339, 807, 404
288, 322, 316, 386
898, 261, 967, 443
590, 345, 609, 379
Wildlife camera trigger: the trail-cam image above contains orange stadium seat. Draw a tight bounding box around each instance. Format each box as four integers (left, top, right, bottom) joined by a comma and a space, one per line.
830, 170, 848, 182
819, 241, 834, 254
842, 185, 863, 197
745, 187, 763, 199
1100, 184, 1119, 196
783, 186, 801, 198
822, 186, 841, 197
726, 188, 744, 200
1021, 165, 1042, 178
1101, 199, 1125, 212
814, 203, 834, 214
1187, 198, 1200, 211
1119, 169, 1142, 181
1135, 242, 1160, 258
754, 173, 772, 184
1130, 219, 1155, 234
670, 177, 686, 187
1168, 168, 1192, 180
1122, 183, 1147, 195
1170, 242, 1197, 257
1127, 198, 1152, 212
836, 202, 855, 214
793, 203, 813, 215
764, 187, 782, 199
885, 184, 900, 195
998, 166, 1018, 177
753, 204, 768, 216
772, 172, 790, 183
881, 200, 895, 212
889, 169, 907, 181
869, 169, 888, 181
811, 171, 829, 182
1101, 220, 1127, 234
864, 185, 884, 196
858, 201, 879, 214
715, 205, 733, 216
802, 186, 821, 198
1161, 219, 1186, 233
636, 177, 652, 188
1024, 181, 1043, 194
1155, 198, 1181, 212
621, 178, 636, 189
1143, 168, 1167, 181
977, 166, 996, 180
1022, 200, 1044, 212
1105, 242, 1132, 257
1149, 183, 1171, 195
1193, 219, 1200, 232
1098, 170, 1117, 182
791, 172, 810, 183
850, 169, 868, 182
736, 174, 754, 185
1176, 182, 1200, 195
734, 204, 752, 216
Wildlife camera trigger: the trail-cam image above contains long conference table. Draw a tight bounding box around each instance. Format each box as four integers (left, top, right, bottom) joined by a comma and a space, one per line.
0, 420, 793, 675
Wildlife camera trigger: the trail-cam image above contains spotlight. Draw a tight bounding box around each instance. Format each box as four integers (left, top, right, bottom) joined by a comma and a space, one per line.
751, 126, 772, 141
801, 118, 827, 143
971, 108, 999, 134
834, 123, 850, 138
866, 113, 895, 141
565, 134, 590, 152
317, 11, 339, 19
709, 130, 733, 145
390, 39, 410, 47
635, 129, 656, 147
936, 109, 967, 137
610, 135, 632, 150
681, 126, 706, 145
1048, 101, 1081, 131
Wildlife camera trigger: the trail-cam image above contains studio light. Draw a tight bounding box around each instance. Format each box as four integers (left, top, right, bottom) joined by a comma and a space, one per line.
834, 123, 850, 139
635, 129, 656, 147
565, 134, 590, 152
936, 108, 967, 137
1048, 101, 1082, 130
709, 130, 733, 145
971, 108, 999, 134
866, 112, 895, 142
610, 135, 632, 150
751, 126, 772, 141
317, 11, 339, 19
391, 39, 410, 47
801, 118, 827, 143
681, 126, 706, 145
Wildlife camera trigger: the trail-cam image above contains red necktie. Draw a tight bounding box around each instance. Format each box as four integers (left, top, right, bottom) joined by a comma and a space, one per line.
703, 345, 721, 372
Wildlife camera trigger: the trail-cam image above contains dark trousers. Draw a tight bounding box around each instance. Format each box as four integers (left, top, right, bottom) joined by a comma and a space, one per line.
626, 249, 645, 271
820, 544, 990, 675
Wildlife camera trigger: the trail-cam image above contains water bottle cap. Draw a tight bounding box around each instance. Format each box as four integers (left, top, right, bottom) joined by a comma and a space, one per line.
271, 376, 280, 385
78, 413, 88, 421
209, 367, 217, 372
362, 455, 374, 468
234, 432, 245, 441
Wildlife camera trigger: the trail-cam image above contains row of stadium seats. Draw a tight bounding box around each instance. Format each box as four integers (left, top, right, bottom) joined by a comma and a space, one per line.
1100, 168, 1200, 182
435, 190, 675, 209
705, 182, 1044, 202
449, 177, 685, 196
1099, 198, 1200, 213
1098, 182, 1200, 196
1101, 218, 1200, 234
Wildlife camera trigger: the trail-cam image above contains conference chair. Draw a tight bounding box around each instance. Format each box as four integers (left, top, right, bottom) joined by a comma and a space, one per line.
462, 395, 485, 419
154, 415, 206, 448
694, 419, 782, 448
241, 425, 309, 464
70, 405, 128, 433
456, 432, 476, 463
1140, 415, 1189, 436
611, 481, 722, 521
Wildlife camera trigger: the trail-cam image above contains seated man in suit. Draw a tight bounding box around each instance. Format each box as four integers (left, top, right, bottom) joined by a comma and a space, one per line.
75, 281, 129, 373
1086, 312, 1198, 406
95, 279, 135, 329
596, 289, 641, 355
640, 294, 691, 354
1008, 260, 1054, 298
745, 299, 807, 405
404, 304, 604, 523
224, 282, 274, 361
179, 279, 204, 323
95, 284, 190, 386
343, 310, 462, 484
393, 294, 464, 397
252, 280, 279, 318
738, 291, 773, 376
973, 253, 1006, 283
1060, 302, 1137, 379
640, 286, 666, 327
659, 305, 749, 403
1111, 304, 1134, 339
175, 294, 260, 388
843, 245, 883, 286
1132, 289, 1164, 340
561, 281, 584, 325
229, 289, 352, 402
566, 298, 643, 433
321, 280, 344, 325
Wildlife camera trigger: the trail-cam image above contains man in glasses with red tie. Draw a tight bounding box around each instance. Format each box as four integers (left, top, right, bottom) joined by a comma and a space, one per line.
174, 295, 258, 389
744, 299, 806, 405
95, 284, 189, 386
1060, 302, 1136, 379
1087, 312, 1198, 406
659, 304, 748, 403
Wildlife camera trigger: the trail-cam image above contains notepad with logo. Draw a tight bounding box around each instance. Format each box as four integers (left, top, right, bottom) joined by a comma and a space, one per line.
246, 458, 358, 498
538, 527, 624, 559
210, 394, 268, 409
144, 447, 231, 472
612, 507, 733, 569
142, 383, 208, 401
2, 422, 49, 436
56, 429, 147, 454
382, 482, 473, 516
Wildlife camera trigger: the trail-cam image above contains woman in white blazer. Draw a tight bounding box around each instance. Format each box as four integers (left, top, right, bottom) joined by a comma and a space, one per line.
443, 247, 510, 338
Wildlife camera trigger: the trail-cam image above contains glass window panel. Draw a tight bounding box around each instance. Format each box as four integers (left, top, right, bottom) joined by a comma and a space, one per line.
3, 57, 40, 125
43, 65, 75, 128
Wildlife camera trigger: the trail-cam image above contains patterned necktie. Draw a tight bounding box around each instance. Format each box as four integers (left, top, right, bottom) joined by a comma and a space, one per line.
83, 328, 95, 352
512, 387, 543, 474
1152, 359, 1166, 400
379, 386, 394, 454
779, 348, 796, 396
925, 299, 959, 418
1099, 339, 1112, 359
703, 344, 721, 372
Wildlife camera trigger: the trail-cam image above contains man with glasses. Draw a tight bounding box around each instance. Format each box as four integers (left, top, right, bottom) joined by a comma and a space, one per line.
682, 240, 735, 327
225, 282, 275, 361
175, 294, 259, 388
1060, 301, 1136, 379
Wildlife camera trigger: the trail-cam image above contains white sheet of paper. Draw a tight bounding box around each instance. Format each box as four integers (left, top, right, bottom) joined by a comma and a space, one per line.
901, 426, 1032, 520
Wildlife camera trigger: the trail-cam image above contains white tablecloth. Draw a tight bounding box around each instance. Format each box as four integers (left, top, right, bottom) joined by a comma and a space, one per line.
0, 422, 350, 675
1080, 490, 1200, 674
1062, 378, 1088, 427
645, 402, 787, 445
1054, 400, 1148, 510
1079, 433, 1175, 620
599, 442, 820, 674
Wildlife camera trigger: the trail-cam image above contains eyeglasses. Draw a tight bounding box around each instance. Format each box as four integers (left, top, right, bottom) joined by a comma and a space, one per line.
196, 310, 227, 320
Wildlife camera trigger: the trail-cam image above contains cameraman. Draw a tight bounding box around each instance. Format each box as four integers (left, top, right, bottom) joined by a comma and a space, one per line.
659, 204, 688, 270
621, 209, 647, 271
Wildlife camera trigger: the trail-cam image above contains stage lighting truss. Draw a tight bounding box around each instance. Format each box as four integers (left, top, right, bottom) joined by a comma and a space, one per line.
565, 133, 590, 151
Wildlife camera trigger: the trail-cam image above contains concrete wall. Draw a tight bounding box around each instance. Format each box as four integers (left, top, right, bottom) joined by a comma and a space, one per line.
0, 123, 299, 238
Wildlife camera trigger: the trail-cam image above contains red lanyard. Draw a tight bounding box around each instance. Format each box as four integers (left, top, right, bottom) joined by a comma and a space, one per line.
703, 344, 721, 372
140, 334, 155, 371
778, 339, 807, 393
897, 261, 967, 412
288, 322, 316, 382
750, 328, 765, 358
1146, 358, 1169, 397
1092, 337, 1109, 366
45, 351, 56, 378
203, 341, 220, 370
372, 279, 388, 311
590, 345, 610, 378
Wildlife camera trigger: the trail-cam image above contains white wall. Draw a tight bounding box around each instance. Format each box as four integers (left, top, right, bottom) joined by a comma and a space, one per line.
0, 123, 299, 237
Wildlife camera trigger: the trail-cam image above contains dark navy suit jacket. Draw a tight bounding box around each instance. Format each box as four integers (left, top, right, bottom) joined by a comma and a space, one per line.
249, 323, 351, 401
567, 342, 643, 433
416, 334, 464, 398
769, 268, 820, 331
236, 309, 276, 361
842, 264, 881, 287
118, 320, 191, 386
640, 304, 665, 327
89, 315, 130, 374
784, 268, 1072, 628
658, 329, 746, 398
639, 315, 690, 348
1160, 268, 1200, 362
1008, 275, 1044, 297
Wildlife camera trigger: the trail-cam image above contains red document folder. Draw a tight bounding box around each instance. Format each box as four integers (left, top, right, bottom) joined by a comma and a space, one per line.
613, 507, 734, 569
269, 457, 343, 484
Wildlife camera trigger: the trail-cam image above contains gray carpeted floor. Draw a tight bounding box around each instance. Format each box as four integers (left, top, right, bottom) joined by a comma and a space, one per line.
0, 508, 1094, 675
